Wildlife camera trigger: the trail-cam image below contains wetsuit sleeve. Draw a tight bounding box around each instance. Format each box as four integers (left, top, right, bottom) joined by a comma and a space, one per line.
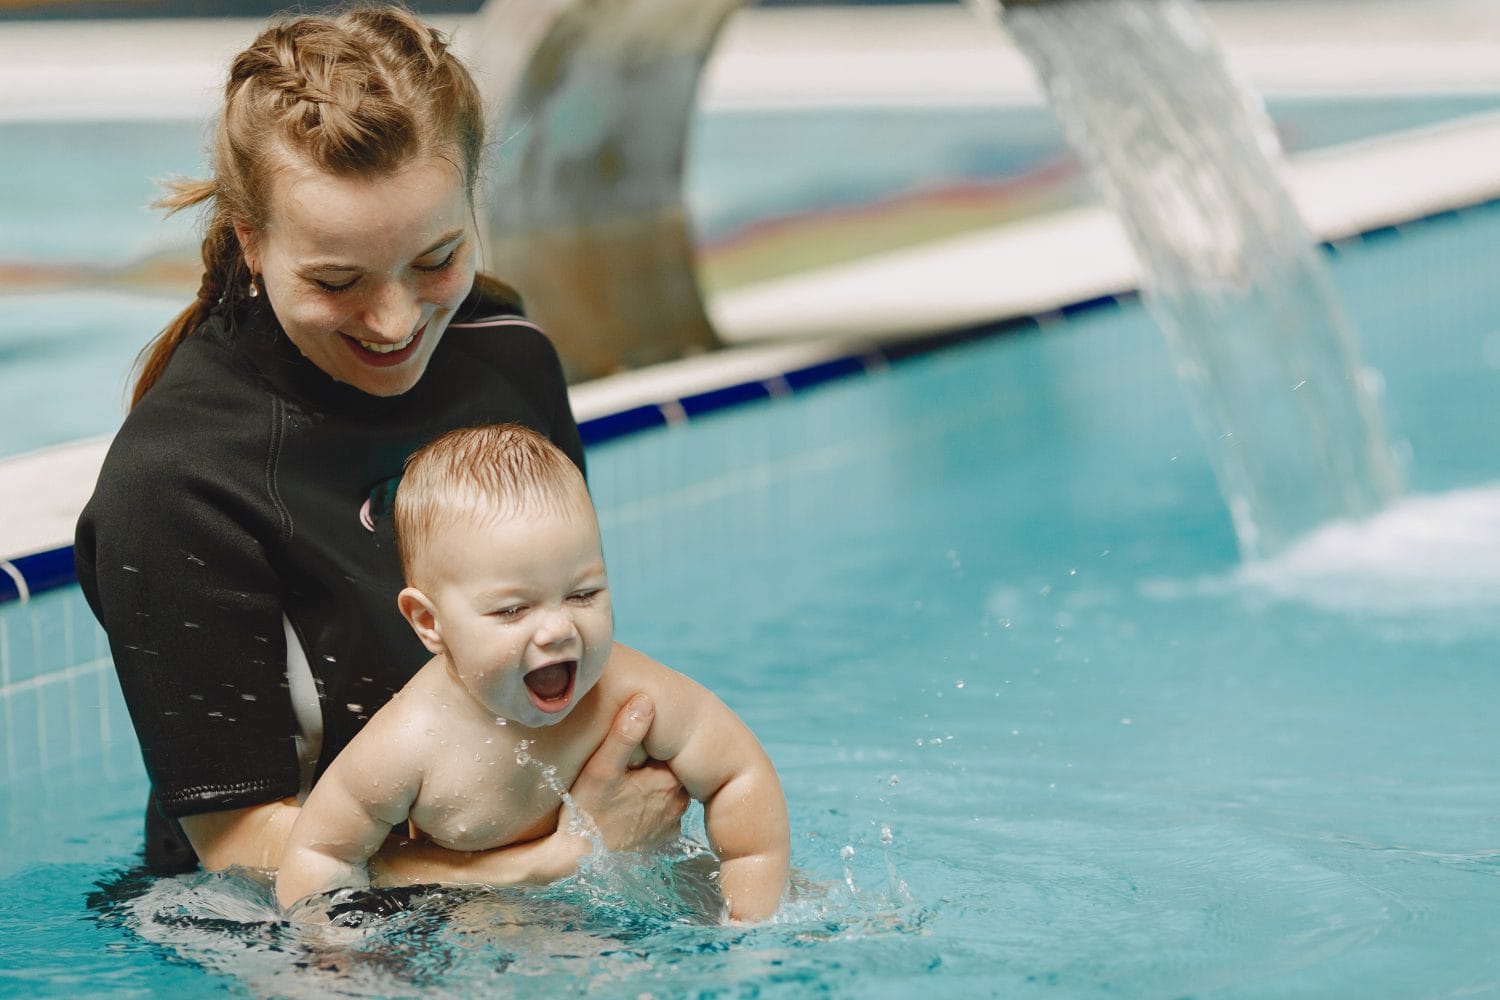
75, 409, 302, 818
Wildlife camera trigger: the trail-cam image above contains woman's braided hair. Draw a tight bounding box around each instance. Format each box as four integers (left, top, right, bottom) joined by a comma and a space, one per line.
131, 4, 486, 408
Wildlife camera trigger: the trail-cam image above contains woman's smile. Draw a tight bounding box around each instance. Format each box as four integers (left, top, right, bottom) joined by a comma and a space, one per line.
243, 156, 476, 397
347, 323, 427, 366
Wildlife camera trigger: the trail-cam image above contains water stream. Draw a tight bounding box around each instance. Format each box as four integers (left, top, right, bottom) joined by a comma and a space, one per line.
990, 0, 1404, 557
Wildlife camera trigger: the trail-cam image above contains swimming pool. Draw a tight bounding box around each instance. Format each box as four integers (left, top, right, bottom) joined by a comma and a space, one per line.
3, 189, 1498, 995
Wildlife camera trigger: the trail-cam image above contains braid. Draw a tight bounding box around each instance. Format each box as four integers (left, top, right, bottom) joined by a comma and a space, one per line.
131, 4, 490, 408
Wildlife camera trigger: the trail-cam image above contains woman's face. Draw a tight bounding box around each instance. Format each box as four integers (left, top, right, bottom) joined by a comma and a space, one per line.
239, 155, 476, 397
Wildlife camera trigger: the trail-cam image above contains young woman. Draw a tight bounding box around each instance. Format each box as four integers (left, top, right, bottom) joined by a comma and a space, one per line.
75, 5, 686, 883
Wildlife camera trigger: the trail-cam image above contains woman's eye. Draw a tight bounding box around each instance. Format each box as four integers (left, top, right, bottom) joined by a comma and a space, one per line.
414, 248, 459, 274
314, 276, 358, 293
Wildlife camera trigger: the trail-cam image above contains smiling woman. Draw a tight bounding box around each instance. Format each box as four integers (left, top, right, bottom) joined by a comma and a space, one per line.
71, 3, 687, 889
240, 155, 476, 397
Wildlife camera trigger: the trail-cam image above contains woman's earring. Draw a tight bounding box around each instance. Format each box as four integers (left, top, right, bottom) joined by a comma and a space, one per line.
248, 275, 260, 299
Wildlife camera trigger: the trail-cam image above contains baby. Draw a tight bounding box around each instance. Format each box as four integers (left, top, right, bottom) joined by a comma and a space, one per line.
275, 424, 789, 922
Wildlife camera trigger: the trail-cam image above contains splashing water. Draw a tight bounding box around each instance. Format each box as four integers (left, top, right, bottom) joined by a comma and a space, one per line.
90, 828, 919, 999
992, 0, 1403, 557
1135, 483, 1500, 633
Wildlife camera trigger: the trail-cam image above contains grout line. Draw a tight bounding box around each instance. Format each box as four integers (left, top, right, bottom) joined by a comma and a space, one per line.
0, 655, 110, 700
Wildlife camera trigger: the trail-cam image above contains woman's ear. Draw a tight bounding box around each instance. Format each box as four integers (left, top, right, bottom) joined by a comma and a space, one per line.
232, 219, 259, 274
398, 587, 445, 655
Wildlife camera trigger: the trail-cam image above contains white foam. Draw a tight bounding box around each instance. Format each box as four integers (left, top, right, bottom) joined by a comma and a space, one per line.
1232, 483, 1500, 615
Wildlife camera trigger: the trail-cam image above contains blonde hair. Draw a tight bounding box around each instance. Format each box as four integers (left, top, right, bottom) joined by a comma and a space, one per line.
395, 424, 591, 580
132, 4, 501, 408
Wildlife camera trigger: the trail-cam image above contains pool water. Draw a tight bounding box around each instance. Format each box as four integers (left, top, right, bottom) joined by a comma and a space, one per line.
3, 198, 1498, 996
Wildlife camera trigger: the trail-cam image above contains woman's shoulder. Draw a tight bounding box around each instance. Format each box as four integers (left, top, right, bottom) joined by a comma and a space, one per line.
448, 276, 556, 354
93, 335, 280, 508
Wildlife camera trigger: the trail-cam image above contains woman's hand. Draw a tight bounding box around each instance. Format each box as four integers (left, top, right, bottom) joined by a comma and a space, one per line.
561, 693, 689, 852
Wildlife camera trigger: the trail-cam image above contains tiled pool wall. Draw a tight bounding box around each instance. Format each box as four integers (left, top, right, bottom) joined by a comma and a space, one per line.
2, 193, 1497, 789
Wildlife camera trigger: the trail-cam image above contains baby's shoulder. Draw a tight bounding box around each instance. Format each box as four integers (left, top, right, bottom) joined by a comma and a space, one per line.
594, 644, 709, 713
355, 663, 463, 748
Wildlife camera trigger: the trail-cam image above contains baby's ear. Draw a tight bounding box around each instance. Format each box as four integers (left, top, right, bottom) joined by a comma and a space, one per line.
397, 587, 445, 655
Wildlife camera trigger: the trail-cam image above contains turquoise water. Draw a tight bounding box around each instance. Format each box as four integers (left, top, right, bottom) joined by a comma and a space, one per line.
3, 201, 1499, 996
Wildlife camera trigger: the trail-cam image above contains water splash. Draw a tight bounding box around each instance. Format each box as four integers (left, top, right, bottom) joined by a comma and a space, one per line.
994, 0, 1403, 557
98, 839, 924, 998
1232, 484, 1500, 616
1139, 483, 1500, 632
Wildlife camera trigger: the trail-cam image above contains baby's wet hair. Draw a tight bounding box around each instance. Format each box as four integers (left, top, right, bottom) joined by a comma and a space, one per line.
394, 424, 591, 580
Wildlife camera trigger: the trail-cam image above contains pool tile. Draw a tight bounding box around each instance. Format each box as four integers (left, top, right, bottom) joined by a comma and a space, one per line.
0, 604, 41, 686
3, 686, 42, 780
38, 676, 79, 771
32, 602, 74, 678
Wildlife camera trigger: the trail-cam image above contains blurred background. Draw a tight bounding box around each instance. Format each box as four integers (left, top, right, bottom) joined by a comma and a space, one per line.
4, 0, 1498, 456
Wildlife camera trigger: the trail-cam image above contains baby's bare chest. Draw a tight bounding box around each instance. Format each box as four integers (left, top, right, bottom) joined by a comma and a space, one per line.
406, 728, 600, 852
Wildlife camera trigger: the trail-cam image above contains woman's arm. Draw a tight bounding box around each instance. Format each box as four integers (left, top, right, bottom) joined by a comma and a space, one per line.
181, 694, 689, 885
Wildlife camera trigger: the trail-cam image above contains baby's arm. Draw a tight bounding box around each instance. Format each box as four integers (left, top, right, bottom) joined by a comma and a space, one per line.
275, 715, 422, 911
626, 649, 790, 923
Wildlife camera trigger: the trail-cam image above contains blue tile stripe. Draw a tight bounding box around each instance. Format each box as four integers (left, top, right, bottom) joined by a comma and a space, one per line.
1, 548, 77, 604
2, 194, 1496, 607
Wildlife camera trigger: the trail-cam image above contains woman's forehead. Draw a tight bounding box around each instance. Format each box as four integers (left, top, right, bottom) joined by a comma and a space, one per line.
265, 155, 469, 250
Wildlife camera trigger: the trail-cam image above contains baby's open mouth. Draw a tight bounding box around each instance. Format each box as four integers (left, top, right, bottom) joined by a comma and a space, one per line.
523, 660, 577, 712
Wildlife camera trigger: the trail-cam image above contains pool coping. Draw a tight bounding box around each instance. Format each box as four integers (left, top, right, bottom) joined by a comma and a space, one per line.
3, 111, 1500, 604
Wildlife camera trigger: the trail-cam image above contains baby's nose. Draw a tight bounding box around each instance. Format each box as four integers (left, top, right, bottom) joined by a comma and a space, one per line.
534, 606, 578, 646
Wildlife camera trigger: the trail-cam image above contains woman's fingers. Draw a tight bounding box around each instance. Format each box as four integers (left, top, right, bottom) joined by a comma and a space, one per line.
579, 694, 654, 779
568, 694, 689, 851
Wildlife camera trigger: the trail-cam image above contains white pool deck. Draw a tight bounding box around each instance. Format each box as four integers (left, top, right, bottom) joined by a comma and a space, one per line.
3, 1, 1500, 569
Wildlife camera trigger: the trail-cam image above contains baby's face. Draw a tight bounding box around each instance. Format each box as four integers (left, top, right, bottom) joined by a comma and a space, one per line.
418, 500, 612, 727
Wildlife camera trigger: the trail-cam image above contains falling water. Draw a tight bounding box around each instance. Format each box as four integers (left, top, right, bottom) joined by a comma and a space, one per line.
989, 0, 1403, 557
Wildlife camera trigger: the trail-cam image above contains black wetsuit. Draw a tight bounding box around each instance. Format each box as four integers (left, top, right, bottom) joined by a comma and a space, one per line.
75, 289, 582, 869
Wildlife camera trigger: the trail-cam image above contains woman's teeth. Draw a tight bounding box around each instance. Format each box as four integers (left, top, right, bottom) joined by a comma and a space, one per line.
358, 331, 417, 354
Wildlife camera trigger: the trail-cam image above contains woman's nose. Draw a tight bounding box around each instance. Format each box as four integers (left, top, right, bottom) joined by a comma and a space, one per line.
363, 280, 422, 341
